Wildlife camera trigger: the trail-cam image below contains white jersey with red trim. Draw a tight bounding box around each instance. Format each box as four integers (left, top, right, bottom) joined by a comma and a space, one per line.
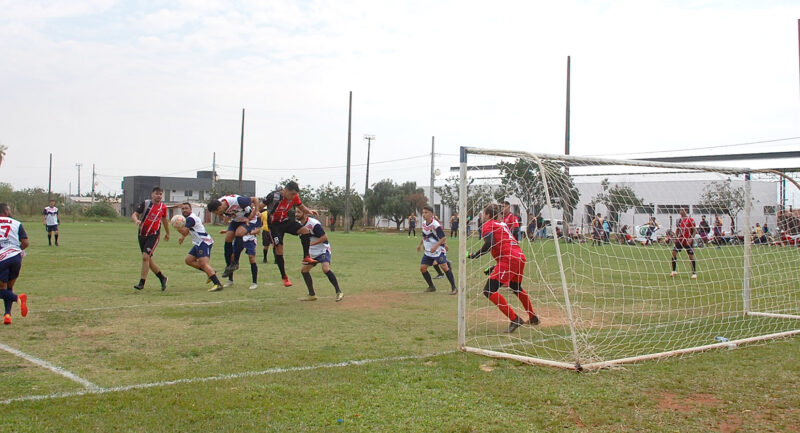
0, 217, 27, 261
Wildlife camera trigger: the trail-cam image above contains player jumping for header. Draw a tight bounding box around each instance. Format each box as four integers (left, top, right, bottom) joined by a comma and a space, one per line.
207, 194, 259, 279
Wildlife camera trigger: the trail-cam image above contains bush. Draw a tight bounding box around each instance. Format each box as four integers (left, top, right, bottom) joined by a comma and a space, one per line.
83, 203, 118, 218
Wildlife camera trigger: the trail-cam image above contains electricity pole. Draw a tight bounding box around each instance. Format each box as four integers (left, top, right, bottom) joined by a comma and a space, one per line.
91, 163, 96, 205
429, 136, 435, 214
363, 134, 375, 226
344, 91, 353, 233
76, 163, 82, 197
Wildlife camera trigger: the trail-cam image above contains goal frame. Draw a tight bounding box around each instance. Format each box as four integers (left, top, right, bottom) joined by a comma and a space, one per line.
456, 146, 800, 371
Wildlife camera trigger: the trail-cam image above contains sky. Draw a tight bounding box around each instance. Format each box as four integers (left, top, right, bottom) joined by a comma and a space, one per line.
1, 0, 799, 199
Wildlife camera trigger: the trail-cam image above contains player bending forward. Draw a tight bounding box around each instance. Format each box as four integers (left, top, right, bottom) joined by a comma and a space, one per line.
670, 207, 697, 279
468, 203, 539, 333
176, 203, 224, 292
235, 209, 264, 290
417, 205, 457, 295
296, 208, 343, 302
0, 203, 29, 325
207, 194, 259, 278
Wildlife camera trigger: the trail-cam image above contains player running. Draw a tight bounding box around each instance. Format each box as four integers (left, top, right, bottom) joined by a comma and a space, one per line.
468, 203, 538, 333
417, 205, 457, 295
176, 202, 224, 292
207, 194, 259, 278
296, 208, 343, 302
262, 181, 318, 287
670, 207, 697, 279
0, 203, 29, 325
131, 186, 170, 291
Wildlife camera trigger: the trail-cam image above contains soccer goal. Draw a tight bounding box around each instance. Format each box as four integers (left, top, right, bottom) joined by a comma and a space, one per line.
456, 147, 800, 370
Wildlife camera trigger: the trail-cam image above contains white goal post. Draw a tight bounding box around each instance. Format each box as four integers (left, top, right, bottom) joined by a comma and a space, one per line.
456, 147, 800, 371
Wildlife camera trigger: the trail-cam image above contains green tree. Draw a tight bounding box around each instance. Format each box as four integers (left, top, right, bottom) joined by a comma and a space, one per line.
436, 176, 497, 219
699, 179, 745, 222
496, 158, 579, 220
591, 179, 644, 229
366, 179, 419, 230
314, 183, 362, 231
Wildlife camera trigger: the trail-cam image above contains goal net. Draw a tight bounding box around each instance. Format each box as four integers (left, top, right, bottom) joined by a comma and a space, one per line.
456, 147, 800, 370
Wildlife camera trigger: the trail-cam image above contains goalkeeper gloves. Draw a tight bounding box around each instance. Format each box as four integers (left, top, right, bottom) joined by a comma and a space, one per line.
483, 265, 495, 276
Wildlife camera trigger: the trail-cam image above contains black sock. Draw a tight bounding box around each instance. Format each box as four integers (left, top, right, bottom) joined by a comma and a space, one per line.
691, 260, 696, 273
48, 233, 52, 245
233, 238, 243, 264
139, 278, 146, 287
0, 290, 17, 315
422, 271, 434, 289
671, 258, 677, 271
302, 272, 315, 295
155, 272, 165, 282
251, 262, 258, 283
324, 270, 341, 293
445, 268, 456, 289
55, 234, 59, 244
300, 234, 311, 258
433, 264, 444, 276
210, 274, 221, 285
224, 242, 233, 266
275, 254, 286, 278
263, 250, 268, 262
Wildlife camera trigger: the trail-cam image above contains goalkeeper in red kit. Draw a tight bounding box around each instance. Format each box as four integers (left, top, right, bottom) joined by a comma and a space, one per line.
468, 203, 539, 333
670, 207, 697, 279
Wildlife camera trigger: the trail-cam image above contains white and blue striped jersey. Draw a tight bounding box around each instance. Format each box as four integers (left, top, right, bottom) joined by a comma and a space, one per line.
242, 215, 263, 243
184, 213, 214, 246
302, 217, 330, 257
0, 216, 27, 261
220, 195, 252, 222
421, 218, 446, 257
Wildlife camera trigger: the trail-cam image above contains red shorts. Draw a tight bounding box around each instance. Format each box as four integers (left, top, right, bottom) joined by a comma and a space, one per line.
490, 253, 526, 285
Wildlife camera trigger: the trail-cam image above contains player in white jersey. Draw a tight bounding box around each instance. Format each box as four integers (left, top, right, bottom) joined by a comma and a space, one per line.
42, 199, 59, 246
176, 203, 224, 292
207, 194, 259, 278
296, 208, 342, 302
228, 209, 263, 290
0, 203, 29, 325
416, 205, 456, 294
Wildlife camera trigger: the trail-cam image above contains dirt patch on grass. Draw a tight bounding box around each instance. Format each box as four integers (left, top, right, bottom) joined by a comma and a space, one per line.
334, 291, 415, 311
719, 415, 742, 433
657, 392, 722, 412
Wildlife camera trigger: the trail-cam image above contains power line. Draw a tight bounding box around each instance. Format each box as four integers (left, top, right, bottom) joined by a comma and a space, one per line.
214, 153, 430, 172
594, 136, 800, 157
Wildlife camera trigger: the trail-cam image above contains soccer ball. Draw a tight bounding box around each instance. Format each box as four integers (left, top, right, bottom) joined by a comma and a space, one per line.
170, 214, 186, 228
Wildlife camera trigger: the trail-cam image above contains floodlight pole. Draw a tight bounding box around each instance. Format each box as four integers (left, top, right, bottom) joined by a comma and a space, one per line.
363, 134, 375, 227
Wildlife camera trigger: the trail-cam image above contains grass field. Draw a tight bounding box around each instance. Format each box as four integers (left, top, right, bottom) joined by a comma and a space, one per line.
2, 222, 799, 432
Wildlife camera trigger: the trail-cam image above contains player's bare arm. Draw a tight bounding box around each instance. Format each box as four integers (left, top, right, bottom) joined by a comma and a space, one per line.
161, 215, 170, 241
132, 211, 141, 225
299, 204, 317, 216
310, 234, 327, 246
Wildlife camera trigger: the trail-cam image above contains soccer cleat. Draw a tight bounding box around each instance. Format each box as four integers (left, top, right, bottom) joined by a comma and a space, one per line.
207, 284, 223, 292
299, 295, 318, 301
424, 286, 436, 293
669, 271, 677, 277
450, 289, 458, 295
223, 280, 234, 288
206, 276, 212, 284
18, 293, 27, 317
433, 274, 444, 279
282, 276, 293, 287
505, 316, 525, 333
529, 314, 540, 326
691, 273, 697, 279
221, 268, 231, 278
302, 256, 318, 265
3, 314, 10, 325
160, 276, 168, 291
133, 283, 144, 290
335, 292, 344, 302
249, 283, 258, 290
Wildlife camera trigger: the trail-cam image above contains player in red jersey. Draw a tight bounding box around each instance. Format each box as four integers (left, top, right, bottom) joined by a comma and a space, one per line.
670, 207, 697, 279
131, 186, 171, 291
468, 203, 539, 333
502, 201, 520, 240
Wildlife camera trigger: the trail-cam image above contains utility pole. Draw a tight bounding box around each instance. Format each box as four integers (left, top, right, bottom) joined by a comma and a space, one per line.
429, 136, 435, 214
48, 153, 53, 200
344, 91, 353, 233
563, 55, 573, 234
363, 134, 375, 227
239, 108, 245, 194
75, 163, 82, 197
91, 163, 96, 205
212, 152, 217, 197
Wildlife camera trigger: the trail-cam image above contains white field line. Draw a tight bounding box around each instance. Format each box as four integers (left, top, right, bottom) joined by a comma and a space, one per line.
0, 342, 100, 391
0, 350, 456, 405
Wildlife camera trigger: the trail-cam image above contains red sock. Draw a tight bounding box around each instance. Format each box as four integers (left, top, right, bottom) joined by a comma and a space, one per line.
515, 289, 535, 320
489, 292, 517, 321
